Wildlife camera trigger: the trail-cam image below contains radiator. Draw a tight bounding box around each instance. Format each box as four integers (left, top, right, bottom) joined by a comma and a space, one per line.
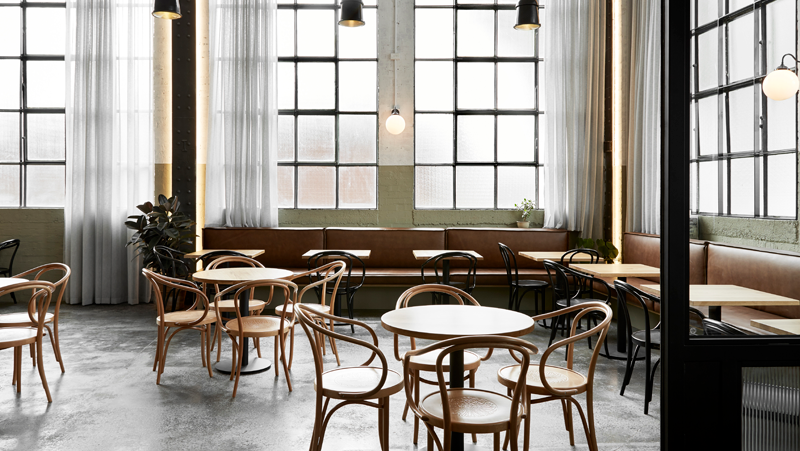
742, 367, 800, 451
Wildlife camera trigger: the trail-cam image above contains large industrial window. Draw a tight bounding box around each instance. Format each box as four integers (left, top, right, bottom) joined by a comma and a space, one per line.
0, 1, 66, 207
414, 0, 543, 210
276, 0, 378, 209
690, 0, 798, 218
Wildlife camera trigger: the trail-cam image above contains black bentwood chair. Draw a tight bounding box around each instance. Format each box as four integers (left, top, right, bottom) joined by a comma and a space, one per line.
307, 251, 366, 333
198, 250, 248, 270
421, 251, 478, 305
0, 239, 21, 303
702, 318, 749, 336
498, 242, 548, 313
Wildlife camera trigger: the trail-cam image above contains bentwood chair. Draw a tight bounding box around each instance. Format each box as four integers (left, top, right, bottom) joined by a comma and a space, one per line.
198, 250, 247, 270
497, 302, 612, 451
214, 278, 297, 397
702, 318, 749, 336
296, 303, 403, 451
0, 238, 21, 303
421, 252, 478, 304
152, 245, 192, 311
307, 251, 366, 333
0, 264, 70, 372
0, 281, 55, 402
142, 268, 215, 385
404, 335, 536, 451
560, 248, 601, 297
498, 243, 548, 313
393, 284, 493, 445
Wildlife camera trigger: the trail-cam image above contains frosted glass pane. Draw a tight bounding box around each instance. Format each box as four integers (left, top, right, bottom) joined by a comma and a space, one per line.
278, 166, 294, 208
498, 63, 535, 109
339, 62, 377, 112
297, 166, 335, 208
766, 0, 796, 73
698, 160, 719, 214
457, 10, 494, 57
27, 61, 65, 108
278, 116, 294, 162
26, 165, 64, 207
456, 166, 493, 209
415, 9, 453, 59
0, 165, 20, 206
415, 114, 453, 164
415, 166, 453, 209
297, 116, 335, 162
767, 94, 797, 151
416, 61, 453, 111
457, 63, 494, 109
690, 102, 697, 158
727, 15, 754, 82
339, 9, 377, 58
456, 116, 493, 162
416, 0, 453, 5
697, 29, 718, 92
297, 63, 334, 109
27, 114, 65, 161
26, 8, 65, 55
498, 10, 534, 57
498, 166, 535, 208
498, 116, 535, 162
339, 166, 376, 209
728, 87, 754, 153
767, 154, 797, 217
690, 162, 698, 212
0, 7, 20, 57
277, 9, 294, 57
0, 60, 20, 109
297, 10, 334, 57
730, 157, 754, 215
729, 0, 753, 13
339, 115, 376, 163
278, 63, 294, 109
698, 95, 719, 156
697, 0, 719, 27
299, 0, 333, 3
0, 113, 19, 162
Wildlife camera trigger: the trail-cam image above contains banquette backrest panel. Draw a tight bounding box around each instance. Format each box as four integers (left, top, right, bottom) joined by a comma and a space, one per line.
325, 227, 445, 268
622, 232, 707, 284
445, 228, 570, 269
203, 227, 324, 269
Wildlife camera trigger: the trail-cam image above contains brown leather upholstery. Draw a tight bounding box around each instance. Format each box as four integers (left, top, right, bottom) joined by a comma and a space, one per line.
325, 227, 445, 269
445, 228, 570, 270
203, 227, 324, 271
621, 232, 707, 284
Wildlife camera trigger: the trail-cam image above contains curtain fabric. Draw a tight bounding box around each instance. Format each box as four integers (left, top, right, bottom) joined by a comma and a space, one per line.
207, 0, 279, 228
65, 1, 154, 305
626, 0, 662, 234
542, 0, 606, 239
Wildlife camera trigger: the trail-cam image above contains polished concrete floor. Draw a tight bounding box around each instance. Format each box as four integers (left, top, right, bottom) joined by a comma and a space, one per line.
0, 302, 660, 450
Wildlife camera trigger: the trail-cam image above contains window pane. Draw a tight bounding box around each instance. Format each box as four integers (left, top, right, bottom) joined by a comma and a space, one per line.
697, 29, 718, 92
729, 0, 752, 12
415, 114, 453, 164
766, 0, 796, 72
339, 115, 376, 163
456, 166, 493, 208
0, 7, 20, 57
0, 60, 20, 109
498, 10, 534, 57
699, 160, 719, 214
416, 0, 454, 5
498, 115, 536, 162
27, 114, 65, 160
297, 166, 336, 208
767, 93, 797, 151
297, 10, 334, 57
0, 113, 19, 162
690, 162, 698, 212
297, 63, 334, 109
730, 157, 754, 216
456, 116, 493, 162
339, 62, 377, 112
698, 95, 719, 156
26, 7, 66, 55
697, 1, 719, 27
278, 63, 295, 109
498, 166, 536, 208
416, 166, 453, 209
415, 9, 453, 59
27, 61, 65, 108
498, 63, 536, 109
0, 165, 20, 206
415, 61, 453, 111
277, 9, 294, 57
278, 166, 294, 208
767, 154, 797, 217
456, 10, 494, 57
339, 8, 377, 58
457, 63, 493, 109
26, 165, 64, 207
278, 115, 294, 162
297, 115, 335, 162
727, 15, 754, 82
339, 166, 376, 208
728, 86, 754, 153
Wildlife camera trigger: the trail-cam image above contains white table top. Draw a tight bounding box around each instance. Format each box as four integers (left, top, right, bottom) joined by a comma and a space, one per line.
750, 319, 800, 336
184, 249, 265, 259
570, 263, 660, 279
412, 250, 484, 261
519, 251, 603, 263
381, 305, 534, 341
192, 268, 293, 285
302, 250, 371, 259
641, 284, 800, 308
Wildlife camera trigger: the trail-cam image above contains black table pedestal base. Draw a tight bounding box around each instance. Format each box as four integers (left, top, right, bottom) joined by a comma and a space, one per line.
214, 356, 272, 374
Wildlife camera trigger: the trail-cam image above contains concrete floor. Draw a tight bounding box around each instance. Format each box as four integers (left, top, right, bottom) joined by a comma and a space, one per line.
0, 302, 660, 450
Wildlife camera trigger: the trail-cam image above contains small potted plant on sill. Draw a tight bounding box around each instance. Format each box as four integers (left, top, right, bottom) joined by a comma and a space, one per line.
576, 237, 620, 263
514, 198, 535, 228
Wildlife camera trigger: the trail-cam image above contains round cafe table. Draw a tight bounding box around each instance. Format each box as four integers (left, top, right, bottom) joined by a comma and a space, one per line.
381, 304, 535, 451
193, 267, 293, 374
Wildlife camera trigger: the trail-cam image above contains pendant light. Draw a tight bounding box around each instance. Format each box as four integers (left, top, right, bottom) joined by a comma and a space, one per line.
514, 0, 540, 30
386, 0, 405, 135
152, 0, 181, 20
339, 0, 365, 28
763, 54, 799, 101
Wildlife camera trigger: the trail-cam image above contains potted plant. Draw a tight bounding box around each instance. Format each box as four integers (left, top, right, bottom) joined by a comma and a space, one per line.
125, 195, 196, 272
514, 198, 535, 228
576, 237, 620, 263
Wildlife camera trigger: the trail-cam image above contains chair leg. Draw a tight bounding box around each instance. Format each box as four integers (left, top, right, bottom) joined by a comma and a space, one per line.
348, 292, 356, 334
548, 314, 563, 347
470, 370, 478, 443
328, 318, 341, 366
256, 337, 262, 359
274, 335, 280, 377
232, 335, 245, 398
288, 325, 296, 370
13, 346, 20, 388
10, 291, 17, 304
621, 345, 641, 396
378, 395, 390, 451
205, 326, 213, 378
279, 332, 293, 392
413, 370, 420, 444
36, 335, 52, 402
494, 432, 501, 451
29, 342, 35, 367
507, 286, 516, 310
48, 323, 65, 373
15, 346, 22, 393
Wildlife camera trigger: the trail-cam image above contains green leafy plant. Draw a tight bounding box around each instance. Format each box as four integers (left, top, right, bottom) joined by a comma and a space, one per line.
125, 195, 195, 270
576, 237, 620, 261
514, 198, 535, 221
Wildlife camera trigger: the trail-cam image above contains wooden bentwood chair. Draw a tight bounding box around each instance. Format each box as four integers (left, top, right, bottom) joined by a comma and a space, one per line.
403, 335, 537, 451
0, 281, 56, 402
393, 284, 494, 445
496, 302, 612, 451
142, 268, 216, 385
296, 303, 403, 451
0, 238, 21, 303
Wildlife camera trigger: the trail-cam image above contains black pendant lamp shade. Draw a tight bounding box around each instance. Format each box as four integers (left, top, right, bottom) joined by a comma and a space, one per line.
153, 0, 181, 20
514, 0, 540, 30
339, 0, 365, 27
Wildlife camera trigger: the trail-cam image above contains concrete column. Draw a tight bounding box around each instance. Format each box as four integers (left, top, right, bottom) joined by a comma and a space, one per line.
196, 0, 209, 251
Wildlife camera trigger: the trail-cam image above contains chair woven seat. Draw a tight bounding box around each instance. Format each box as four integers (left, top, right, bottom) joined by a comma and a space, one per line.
420, 388, 524, 434
315, 367, 403, 400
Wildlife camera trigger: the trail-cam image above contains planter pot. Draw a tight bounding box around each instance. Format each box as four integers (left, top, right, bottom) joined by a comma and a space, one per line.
516, 221, 530, 228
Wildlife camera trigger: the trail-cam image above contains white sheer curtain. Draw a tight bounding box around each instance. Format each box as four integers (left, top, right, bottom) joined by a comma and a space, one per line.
207, 0, 279, 227
65, 1, 154, 305
542, 0, 606, 238
626, 0, 661, 234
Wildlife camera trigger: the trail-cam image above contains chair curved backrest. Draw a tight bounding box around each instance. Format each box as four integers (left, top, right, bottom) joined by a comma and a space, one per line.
153, 245, 191, 279
543, 260, 579, 304
402, 335, 538, 451
14, 263, 71, 318
498, 242, 520, 286
561, 248, 601, 265
0, 280, 55, 330
307, 251, 366, 297
420, 252, 478, 294
291, 260, 347, 310
199, 250, 247, 270
0, 238, 21, 276
215, 278, 297, 338
702, 318, 749, 336
206, 256, 264, 300
688, 307, 706, 336
142, 268, 211, 327
614, 280, 660, 351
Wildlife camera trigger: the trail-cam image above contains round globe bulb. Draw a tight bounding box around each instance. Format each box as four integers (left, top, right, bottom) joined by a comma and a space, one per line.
762, 68, 800, 101
386, 111, 405, 135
